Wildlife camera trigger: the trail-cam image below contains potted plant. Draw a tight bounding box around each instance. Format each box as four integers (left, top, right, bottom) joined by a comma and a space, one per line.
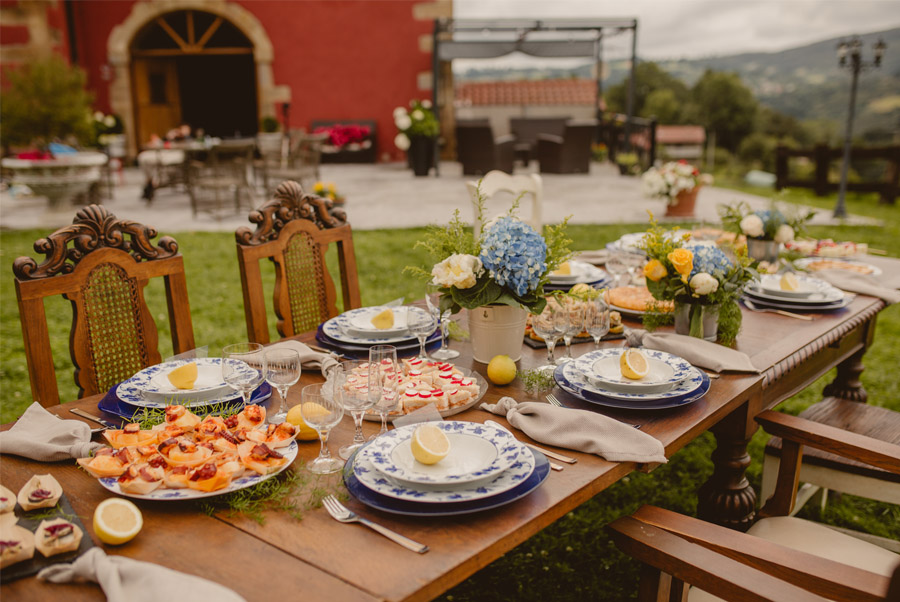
393, 99, 439, 177
312, 181, 345, 205
719, 202, 815, 264
92, 111, 125, 157
615, 151, 640, 175
641, 160, 713, 217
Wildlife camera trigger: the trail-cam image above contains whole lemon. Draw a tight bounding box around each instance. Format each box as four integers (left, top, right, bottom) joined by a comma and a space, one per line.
487, 355, 517, 385
286, 404, 321, 441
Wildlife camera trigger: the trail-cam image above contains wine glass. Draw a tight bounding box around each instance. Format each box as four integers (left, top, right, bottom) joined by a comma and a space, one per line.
606, 252, 628, 289
425, 285, 460, 360
333, 360, 378, 459
222, 343, 267, 406
264, 348, 301, 424
368, 345, 400, 440
407, 305, 437, 359
623, 253, 646, 287
560, 300, 585, 362
300, 382, 344, 474
531, 298, 568, 372
585, 295, 610, 349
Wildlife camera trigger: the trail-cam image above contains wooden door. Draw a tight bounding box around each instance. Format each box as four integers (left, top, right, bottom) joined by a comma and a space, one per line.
132, 58, 181, 146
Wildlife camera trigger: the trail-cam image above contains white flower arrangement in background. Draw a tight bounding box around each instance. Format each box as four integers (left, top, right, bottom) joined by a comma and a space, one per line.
641, 160, 712, 205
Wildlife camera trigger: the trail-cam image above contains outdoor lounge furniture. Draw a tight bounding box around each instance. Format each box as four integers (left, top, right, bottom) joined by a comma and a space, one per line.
537, 120, 598, 174
262, 131, 327, 195
11, 204, 195, 406
186, 138, 256, 216
235, 180, 360, 343
466, 170, 542, 237
455, 120, 515, 176
509, 117, 567, 164
608, 409, 900, 602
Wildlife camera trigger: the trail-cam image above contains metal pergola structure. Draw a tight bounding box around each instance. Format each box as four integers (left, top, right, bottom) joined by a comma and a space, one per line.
430, 18, 639, 175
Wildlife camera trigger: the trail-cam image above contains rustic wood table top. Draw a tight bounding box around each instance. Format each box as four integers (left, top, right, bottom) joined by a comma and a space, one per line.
2, 260, 894, 601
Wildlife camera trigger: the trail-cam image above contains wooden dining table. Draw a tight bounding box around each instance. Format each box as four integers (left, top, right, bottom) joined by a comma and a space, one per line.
2, 255, 897, 601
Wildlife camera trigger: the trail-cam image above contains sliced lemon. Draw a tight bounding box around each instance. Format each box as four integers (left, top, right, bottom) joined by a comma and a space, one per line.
410, 424, 450, 465
93, 498, 143, 545
167, 362, 198, 390
553, 261, 572, 276
286, 403, 324, 441
370, 308, 395, 330
780, 272, 800, 291
619, 349, 649, 380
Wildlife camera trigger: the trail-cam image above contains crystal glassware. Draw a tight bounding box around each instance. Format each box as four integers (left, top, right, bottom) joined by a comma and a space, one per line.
585, 295, 610, 349
368, 345, 400, 440
560, 301, 584, 362
300, 381, 344, 474
606, 252, 628, 289
264, 348, 301, 424
530, 298, 568, 372
222, 343, 266, 406
334, 360, 378, 459
425, 285, 460, 360
407, 305, 437, 359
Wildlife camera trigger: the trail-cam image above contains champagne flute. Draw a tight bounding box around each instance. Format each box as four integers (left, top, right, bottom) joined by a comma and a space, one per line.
425, 285, 460, 360
222, 343, 266, 406
407, 305, 437, 359
531, 298, 568, 372
334, 361, 377, 459
264, 348, 301, 424
585, 295, 610, 349
300, 382, 344, 474
560, 301, 584, 362
368, 345, 400, 439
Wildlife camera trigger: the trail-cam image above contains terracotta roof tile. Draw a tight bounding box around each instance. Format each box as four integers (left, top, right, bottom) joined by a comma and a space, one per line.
656, 125, 706, 145
455, 79, 596, 106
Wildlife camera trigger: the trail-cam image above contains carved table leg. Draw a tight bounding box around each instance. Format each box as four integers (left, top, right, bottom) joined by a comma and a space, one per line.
697, 413, 757, 531
822, 346, 868, 403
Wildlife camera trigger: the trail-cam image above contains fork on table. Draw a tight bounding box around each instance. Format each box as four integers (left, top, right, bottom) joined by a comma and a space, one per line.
321, 495, 429, 554
546, 393, 642, 430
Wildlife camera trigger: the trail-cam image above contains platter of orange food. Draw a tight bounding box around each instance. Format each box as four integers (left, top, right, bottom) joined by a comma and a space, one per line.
605, 286, 674, 318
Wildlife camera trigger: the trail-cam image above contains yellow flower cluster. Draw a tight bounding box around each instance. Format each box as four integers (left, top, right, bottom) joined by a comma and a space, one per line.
667, 248, 693, 283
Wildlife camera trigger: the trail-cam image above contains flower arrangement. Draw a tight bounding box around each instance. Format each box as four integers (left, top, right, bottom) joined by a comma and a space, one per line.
408, 185, 572, 315
638, 214, 757, 342
641, 160, 712, 204
312, 124, 371, 149
393, 99, 439, 151
312, 181, 344, 204
718, 201, 814, 243
92, 111, 123, 146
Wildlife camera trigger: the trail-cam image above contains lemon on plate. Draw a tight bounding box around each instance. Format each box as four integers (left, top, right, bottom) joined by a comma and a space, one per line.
780, 272, 800, 291
93, 498, 143, 545
370, 308, 395, 330
487, 354, 517, 385
286, 403, 325, 441
552, 261, 572, 276
619, 349, 649, 380
410, 424, 450, 465
167, 362, 198, 390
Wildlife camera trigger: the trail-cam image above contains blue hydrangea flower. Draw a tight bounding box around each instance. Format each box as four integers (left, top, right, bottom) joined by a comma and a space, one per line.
754, 209, 785, 231
479, 217, 547, 296
685, 242, 733, 280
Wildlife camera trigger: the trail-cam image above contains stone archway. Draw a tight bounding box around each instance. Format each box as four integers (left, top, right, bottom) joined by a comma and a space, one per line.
107, 0, 290, 156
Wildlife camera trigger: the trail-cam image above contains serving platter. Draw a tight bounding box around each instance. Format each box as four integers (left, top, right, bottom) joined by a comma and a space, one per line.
364, 371, 489, 422
794, 257, 882, 277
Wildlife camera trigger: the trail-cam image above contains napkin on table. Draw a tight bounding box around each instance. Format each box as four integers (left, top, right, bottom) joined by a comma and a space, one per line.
480, 397, 667, 465
38, 548, 246, 602
0, 402, 101, 460
626, 329, 760, 373
263, 340, 339, 378
814, 269, 900, 304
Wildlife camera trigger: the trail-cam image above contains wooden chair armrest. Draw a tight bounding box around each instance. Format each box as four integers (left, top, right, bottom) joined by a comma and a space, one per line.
755, 410, 900, 474
630, 505, 891, 602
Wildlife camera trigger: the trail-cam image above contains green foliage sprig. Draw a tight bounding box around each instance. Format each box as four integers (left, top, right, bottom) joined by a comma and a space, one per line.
127, 401, 243, 429
520, 368, 556, 395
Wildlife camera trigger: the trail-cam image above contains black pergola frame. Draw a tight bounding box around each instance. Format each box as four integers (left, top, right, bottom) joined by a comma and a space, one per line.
430, 17, 639, 175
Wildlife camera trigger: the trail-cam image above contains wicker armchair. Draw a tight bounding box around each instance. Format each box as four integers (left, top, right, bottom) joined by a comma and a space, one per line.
537, 120, 597, 174
455, 121, 515, 176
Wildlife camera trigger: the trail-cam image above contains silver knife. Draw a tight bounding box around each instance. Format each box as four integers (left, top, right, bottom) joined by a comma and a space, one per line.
485, 420, 578, 464
70, 408, 118, 429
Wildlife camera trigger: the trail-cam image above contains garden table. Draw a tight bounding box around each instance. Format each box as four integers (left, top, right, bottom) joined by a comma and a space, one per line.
2, 256, 896, 601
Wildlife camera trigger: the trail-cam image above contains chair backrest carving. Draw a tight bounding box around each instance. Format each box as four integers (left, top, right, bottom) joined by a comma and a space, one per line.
13, 205, 195, 406
235, 181, 360, 343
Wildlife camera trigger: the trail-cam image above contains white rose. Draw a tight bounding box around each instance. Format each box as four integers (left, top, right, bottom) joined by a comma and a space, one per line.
394, 133, 410, 151
689, 272, 719, 296
421, 99, 432, 109
394, 114, 412, 130
103, 115, 116, 128
393, 106, 408, 119
740, 214, 765, 238
411, 109, 425, 121
774, 224, 794, 243
94, 111, 104, 121
431, 254, 483, 289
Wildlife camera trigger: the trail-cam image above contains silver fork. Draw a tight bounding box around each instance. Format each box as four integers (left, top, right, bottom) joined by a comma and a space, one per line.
546, 393, 642, 430
742, 298, 814, 321
321, 495, 429, 554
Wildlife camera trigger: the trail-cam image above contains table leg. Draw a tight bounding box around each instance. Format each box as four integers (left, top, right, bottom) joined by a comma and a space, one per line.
822, 346, 868, 403
697, 410, 757, 531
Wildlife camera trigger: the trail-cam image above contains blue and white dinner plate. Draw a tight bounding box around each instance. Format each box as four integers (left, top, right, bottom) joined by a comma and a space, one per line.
98, 382, 272, 420
115, 358, 257, 409
548, 261, 609, 284
361, 421, 520, 486
748, 276, 844, 304
344, 446, 551, 517
560, 360, 704, 402
98, 440, 298, 501
555, 364, 710, 410
575, 349, 692, 393
740, 295, 853, 312
346, 306, 412, 338
323, 307, 430, 345
353, 440, 534, 503
139, 357, 234, 401
544, 276, 612, 292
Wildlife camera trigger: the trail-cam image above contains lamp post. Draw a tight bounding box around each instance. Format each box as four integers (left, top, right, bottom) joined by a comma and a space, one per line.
834, 37, 886, 218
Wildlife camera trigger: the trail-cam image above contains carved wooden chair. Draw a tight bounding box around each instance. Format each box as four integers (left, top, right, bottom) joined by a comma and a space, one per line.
466, 171, 543, 238
13, 205, 196, 406
235, 180, 361, 344
608, 409, 900, 602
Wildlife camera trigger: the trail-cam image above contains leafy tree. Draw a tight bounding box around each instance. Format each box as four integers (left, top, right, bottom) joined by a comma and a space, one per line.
606, 62, 690, 121
690, 69, 758, 152
644, 89, 683, 124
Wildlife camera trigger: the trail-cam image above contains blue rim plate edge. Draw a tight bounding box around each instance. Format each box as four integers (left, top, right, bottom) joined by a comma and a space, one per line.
554, 365, 711, 410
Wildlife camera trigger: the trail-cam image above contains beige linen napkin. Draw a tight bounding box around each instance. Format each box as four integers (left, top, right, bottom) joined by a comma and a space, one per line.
38, 548, 245, 602
625, 329, 760, 373
0, 402, 101, 461
815, 269, 900, 304
242, 340, 338, 378
480, 397, 667, 464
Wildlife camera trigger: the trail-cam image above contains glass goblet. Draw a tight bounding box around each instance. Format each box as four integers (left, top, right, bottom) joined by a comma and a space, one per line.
560, 302, 585, 362
585, 295, 610, 349
425, 285, 459, 360
407, 305, 437, 359
334, 361, 377, 460
300, 382, 344, 474
222, 343, 266, 406
606, 252, 628, 289
531, 299, 568, 373
264, 348, 301, 424
368, 344, 400, 440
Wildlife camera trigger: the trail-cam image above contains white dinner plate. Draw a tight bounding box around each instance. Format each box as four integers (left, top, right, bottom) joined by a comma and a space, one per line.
548, 261, 608, 284
744, 281, 844, 305
757, 274, 829, 299
346, 307, 411, 338
121, 358, 248, 406
141, 359, 234, 402
580, 348, 693, 393
323, 307, 428, 345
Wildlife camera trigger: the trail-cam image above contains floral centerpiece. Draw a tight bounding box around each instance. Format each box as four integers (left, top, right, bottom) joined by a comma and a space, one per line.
312, 181, 345, 204
394, 99, 440, 176
641, 160, 713, 216
312, 124, 372, 150
719, 201, 814, 263
639, 214, 757, 343
91, 111, 124, 147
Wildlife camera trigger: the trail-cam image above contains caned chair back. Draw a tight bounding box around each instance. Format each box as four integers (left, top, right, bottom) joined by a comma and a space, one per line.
235, 180, 361, 343
13, 205, 195, 406
467, 170, 543, 237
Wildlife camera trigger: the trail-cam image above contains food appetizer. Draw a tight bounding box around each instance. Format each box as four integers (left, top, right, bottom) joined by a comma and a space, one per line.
0, 484, 15, 514
0, 514, 34, 569
34, 517, 83, 558
17, 475, 63, 512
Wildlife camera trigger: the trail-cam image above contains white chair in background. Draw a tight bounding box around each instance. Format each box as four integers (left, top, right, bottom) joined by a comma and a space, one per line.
466, 170, 542, 237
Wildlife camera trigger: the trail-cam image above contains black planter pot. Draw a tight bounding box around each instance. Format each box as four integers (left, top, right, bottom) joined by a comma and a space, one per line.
408, 135, 435, 177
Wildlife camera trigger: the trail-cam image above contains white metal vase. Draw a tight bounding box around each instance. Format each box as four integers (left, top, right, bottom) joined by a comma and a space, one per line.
467, 304, 528, 363
747, 239, 780, 263
674, 303, 719, 342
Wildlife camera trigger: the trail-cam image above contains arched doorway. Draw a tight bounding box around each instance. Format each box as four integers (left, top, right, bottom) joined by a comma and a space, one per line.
130, 9, 257, 143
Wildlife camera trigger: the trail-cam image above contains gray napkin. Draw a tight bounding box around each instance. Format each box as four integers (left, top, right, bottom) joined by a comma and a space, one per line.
815, 269, 900, 304
0, 402, 101, 461
256, 340, 339, 378
626, 330, 760, 373
480, 397, 667, 465
38, 548, 245, 602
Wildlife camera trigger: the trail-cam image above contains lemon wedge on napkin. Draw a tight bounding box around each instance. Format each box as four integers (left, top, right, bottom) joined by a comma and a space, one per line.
371, 308, 395, 330
410, 424, 450, 465
167, 362, 198, 390
620, 349, 649, 380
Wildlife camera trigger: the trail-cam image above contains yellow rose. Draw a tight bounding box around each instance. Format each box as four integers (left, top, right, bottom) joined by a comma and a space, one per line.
643, 259, 668, 282
667, 248, 693, 283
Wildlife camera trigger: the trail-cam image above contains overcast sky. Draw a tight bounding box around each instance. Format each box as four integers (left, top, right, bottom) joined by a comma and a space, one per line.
452, 0, 900, 69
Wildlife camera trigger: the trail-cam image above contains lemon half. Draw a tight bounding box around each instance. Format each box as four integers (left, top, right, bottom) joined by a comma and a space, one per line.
780, 273, 800, 292
371, 308, 395, 330
167, 362, 198, 390
286, 403, 325, 441
619, 349, 649, 380
410, 424, 450, 465
93, 498, 143, 545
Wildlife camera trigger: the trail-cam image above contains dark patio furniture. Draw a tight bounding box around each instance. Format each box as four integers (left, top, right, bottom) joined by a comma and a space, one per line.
510, 117, 567, 163
537, 120, 598, 174
455, 121, 515, 176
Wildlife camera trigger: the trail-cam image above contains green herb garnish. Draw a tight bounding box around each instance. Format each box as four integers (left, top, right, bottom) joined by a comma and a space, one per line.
520, 368, 556, 395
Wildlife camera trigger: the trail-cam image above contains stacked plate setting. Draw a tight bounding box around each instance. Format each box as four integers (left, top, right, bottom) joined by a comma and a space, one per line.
743, 273, 852, 312
316, 306, 441, 356
545, 260, 613, 292
554, 349, 711, 410
343, 421, 551, 516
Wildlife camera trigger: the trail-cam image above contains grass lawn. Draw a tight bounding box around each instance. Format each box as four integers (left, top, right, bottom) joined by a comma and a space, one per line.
0, 188, 897, 600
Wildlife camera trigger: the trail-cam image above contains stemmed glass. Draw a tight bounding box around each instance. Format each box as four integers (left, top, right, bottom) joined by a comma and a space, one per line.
623, 253, 646, 287
560, 301, 585, 362
531, 298, 568, 372
585, 295, 610, 349
407, 305, 437, 359
606, 252, 628, 289
368, 345, 400, 440
300, 382, 344, 474
333, 360, 378, 459
425, 285, 460, 360
264, 348, 301, 423
222, 343, 267, 406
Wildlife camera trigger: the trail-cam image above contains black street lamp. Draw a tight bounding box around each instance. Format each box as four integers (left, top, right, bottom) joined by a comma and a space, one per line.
834, 37, 886, 218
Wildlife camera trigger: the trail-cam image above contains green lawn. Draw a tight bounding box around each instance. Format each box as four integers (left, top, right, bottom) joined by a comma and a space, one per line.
1, 188, 897, 600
